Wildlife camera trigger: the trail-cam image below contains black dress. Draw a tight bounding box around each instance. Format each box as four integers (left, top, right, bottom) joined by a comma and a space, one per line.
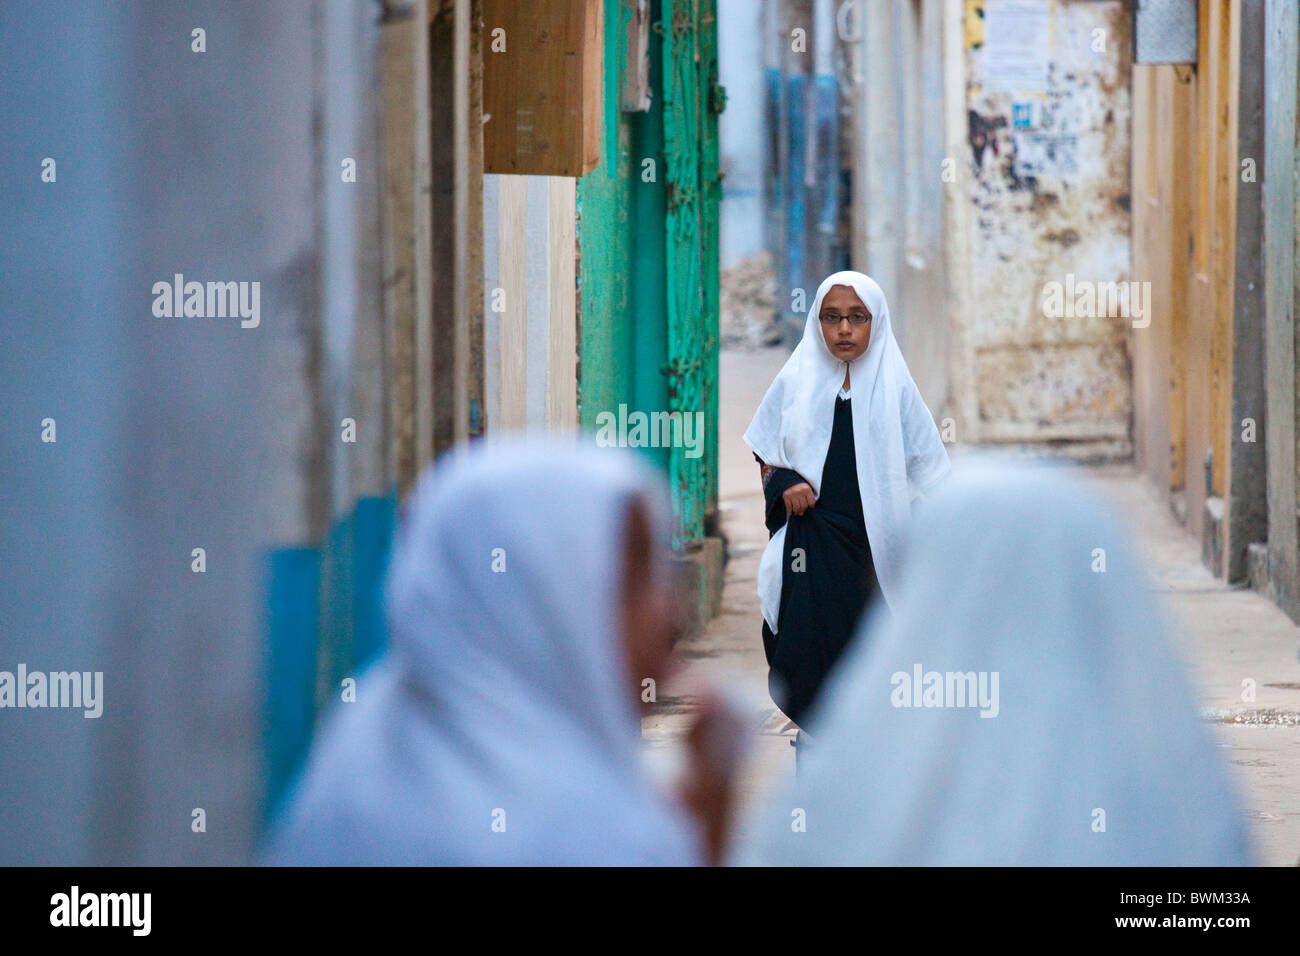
758, 394, 881, 728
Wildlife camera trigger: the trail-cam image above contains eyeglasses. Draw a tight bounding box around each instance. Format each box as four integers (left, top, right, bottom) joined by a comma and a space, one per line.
819, 311, 872, 326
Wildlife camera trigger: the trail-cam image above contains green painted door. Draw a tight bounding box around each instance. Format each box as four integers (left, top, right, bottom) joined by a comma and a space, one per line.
662, 0, 721, 548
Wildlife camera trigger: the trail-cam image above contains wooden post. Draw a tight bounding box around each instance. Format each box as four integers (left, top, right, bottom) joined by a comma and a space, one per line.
380, 1, 431, 496
1211, 0, 1239, 513
1263, 0, 1299, 618
547, 177, 578, 430
1168, 64, 1195, 493
1131, 65, 1163, 486
468, 0, 486, 438
497, 175, 529, 431
1227, 0, 1267, 584
429, 0, 474, 456
1131, 62, 1195, 498
1185, 0, 1220, 542
482, 0, 604, 176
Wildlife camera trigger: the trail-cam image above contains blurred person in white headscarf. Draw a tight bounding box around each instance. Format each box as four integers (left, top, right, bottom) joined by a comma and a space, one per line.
263, 439, 740, 865
744, 271, 949, 764
732, 458, 1255, 866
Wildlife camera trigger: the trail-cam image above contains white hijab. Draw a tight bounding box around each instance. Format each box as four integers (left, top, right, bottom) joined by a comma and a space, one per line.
743, 271, 950, 632
264, 438, 702, 866
732, 458, 1255, 866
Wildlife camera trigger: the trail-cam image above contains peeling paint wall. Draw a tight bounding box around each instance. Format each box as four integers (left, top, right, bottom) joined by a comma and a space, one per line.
962, 0, 1132, 450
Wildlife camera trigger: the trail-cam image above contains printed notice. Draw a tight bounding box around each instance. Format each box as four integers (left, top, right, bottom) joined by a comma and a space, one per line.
1013, 132, 1079, 179
982, 0, 1052, 92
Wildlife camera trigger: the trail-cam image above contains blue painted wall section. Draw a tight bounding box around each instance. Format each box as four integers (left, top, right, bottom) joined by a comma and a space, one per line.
262, 490, 397, 820
263, 546, 321, 823
767, 64, 846, 337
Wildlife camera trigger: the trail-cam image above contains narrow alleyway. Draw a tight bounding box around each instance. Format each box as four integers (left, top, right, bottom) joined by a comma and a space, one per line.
646, 345, 1300, 866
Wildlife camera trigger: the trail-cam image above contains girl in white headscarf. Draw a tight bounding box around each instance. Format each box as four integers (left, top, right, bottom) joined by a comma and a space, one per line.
733, 458, 1255, 866
744, 271, 950, 753
263, 439, 718, 865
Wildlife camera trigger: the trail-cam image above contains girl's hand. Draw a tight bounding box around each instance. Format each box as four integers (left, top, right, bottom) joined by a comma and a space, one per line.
783, 481, 815, 516
679, 684, 747, 865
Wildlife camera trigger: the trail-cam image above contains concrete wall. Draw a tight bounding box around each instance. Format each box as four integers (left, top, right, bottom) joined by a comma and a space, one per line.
768, 0, 849, 340
961, 0, 1133, 452
717, 0, 767, 267
853, 0, 903, 337
0, 0, 393, 864
831, 0, 974, 422
896, 0, 953, 416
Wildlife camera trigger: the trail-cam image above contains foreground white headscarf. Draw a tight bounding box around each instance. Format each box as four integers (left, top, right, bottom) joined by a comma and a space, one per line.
743, 271, 950, 633
732, 458, 1255, 865
265, 438, 701, 865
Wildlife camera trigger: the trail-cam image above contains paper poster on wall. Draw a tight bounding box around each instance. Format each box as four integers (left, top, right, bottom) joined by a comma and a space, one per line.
982, 0, 1052, 92
1012, 101, 1038, 129
1013, 132, 1078, 179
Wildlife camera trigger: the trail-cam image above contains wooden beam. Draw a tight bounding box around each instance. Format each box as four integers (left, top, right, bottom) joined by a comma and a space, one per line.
482, 0, 603, 176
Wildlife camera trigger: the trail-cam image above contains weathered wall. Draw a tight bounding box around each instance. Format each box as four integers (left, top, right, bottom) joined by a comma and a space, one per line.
717, 0, 766, 267
0, 0, 394, 864
574, 0, 645, 439
576, 0, 678, 473
962, 0, 1132, 451
770, 0, 848, 341
1182, 0, 1240, 546
483, 174, 579, 435
1131, 63, 1195, 498
430, 0, 475, 455
1228, 0, 1267, 583
575, 0, 720, 552
853, 0, 900, 319
895, 0, 953, 416
1263, 0, 1298, 617
787, 0, 955, 417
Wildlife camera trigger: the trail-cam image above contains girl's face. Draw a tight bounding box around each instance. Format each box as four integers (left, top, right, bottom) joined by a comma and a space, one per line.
818, 284, 873, 362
